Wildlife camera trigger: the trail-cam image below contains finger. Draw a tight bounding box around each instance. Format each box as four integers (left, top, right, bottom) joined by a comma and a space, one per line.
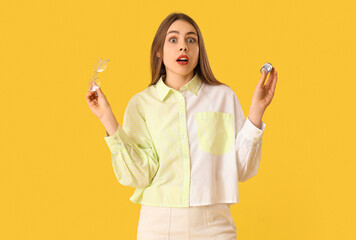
88, 80, 94, 90
266, 73, 277, 102
85, 91, 92, 100
271, 71, 278, 92
86, 91, 93, 103
86, 91, 96, 102
257, 69, 268, 88
96, 87, 104, 98
265, 68, 276, 89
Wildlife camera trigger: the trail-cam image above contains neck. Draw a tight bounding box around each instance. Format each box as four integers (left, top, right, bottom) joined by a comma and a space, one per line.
164, 71, 195, 91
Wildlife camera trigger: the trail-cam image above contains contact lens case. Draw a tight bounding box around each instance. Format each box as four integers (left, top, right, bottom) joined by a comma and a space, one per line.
260, 62, 273, 74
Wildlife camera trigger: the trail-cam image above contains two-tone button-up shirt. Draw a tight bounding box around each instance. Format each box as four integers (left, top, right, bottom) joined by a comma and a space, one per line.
104, 73, 266, 207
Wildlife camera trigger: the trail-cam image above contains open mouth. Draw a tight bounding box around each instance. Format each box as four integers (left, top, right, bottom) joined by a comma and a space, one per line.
176, 55, 189, 65
177, 59, 189, 62
176, 56, 189, 65
177, 59, 189, 65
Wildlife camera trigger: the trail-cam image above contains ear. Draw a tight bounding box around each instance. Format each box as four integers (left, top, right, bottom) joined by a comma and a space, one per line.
156, 51, 161, 58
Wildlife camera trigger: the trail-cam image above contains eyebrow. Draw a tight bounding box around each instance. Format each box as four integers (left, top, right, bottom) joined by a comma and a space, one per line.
167, 30, 198, 36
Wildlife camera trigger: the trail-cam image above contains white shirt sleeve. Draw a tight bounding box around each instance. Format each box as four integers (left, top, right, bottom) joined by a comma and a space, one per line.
232, 92, 266, 183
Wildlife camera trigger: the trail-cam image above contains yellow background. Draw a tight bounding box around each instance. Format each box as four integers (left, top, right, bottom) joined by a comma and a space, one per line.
1, 0, 355, 239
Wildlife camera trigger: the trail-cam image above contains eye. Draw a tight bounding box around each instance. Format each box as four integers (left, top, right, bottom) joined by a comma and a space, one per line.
168, 37, 196, 43
188, 38, 196, 43
169, 37, 177, 43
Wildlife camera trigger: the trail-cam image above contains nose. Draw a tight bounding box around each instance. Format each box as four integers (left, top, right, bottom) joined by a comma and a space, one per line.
180, 44, 188, 52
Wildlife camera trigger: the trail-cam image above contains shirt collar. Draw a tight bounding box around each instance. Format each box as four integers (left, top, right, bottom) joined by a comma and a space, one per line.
155, 73, 203, 102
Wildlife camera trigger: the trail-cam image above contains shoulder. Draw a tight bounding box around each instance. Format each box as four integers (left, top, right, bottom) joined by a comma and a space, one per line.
202, 82, 242, 108
202, 82, 237, 98
128, 85, 155, 104
125, 85, 156, 117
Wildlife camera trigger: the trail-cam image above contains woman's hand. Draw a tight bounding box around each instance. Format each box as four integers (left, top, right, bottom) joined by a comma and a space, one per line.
248, 67, 278, 128
86, 81, 112, 120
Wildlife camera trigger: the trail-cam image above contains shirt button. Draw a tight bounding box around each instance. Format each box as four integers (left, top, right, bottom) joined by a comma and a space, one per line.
118, 142, 122, 146
114, 136, 118, 140
181, 113, 184, 117
185, 155, 188, 159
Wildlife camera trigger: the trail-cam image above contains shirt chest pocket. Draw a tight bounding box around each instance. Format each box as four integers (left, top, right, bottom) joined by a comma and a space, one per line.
196, 111, 235, 155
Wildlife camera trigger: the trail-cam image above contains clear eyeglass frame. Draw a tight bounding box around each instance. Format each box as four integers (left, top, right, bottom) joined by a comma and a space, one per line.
88, 58, 110, 92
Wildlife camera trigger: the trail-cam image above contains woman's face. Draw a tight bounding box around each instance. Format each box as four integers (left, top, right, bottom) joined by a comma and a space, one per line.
158, 20, 199, 78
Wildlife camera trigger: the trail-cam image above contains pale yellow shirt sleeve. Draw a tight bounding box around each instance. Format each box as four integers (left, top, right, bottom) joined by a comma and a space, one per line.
103, 95, 159, 188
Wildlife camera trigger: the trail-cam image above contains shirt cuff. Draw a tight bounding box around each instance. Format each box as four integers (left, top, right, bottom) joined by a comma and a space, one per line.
104, 124, 132, 152
240, 117, 266, 142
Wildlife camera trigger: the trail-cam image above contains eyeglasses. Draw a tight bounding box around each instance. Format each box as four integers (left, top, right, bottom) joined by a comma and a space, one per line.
88, 58, 110, 91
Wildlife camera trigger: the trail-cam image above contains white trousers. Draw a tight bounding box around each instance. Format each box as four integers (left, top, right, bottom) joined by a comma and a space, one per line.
137, 203, 237, 240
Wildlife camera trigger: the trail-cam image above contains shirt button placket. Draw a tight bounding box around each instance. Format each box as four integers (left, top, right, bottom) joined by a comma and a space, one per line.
178, 93, 190, 206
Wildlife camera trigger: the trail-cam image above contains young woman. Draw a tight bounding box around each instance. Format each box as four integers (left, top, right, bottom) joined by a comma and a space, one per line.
86, 12, 277, 240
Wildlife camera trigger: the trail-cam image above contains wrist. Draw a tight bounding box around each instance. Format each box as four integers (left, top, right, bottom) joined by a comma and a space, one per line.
248, 105, 264, 129
99, 109, 114, 121
99, 110, 119, 136
247, 116, 262, 129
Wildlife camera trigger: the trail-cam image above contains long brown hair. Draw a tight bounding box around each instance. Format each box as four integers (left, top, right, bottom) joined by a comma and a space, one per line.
148, 12, 227, 87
